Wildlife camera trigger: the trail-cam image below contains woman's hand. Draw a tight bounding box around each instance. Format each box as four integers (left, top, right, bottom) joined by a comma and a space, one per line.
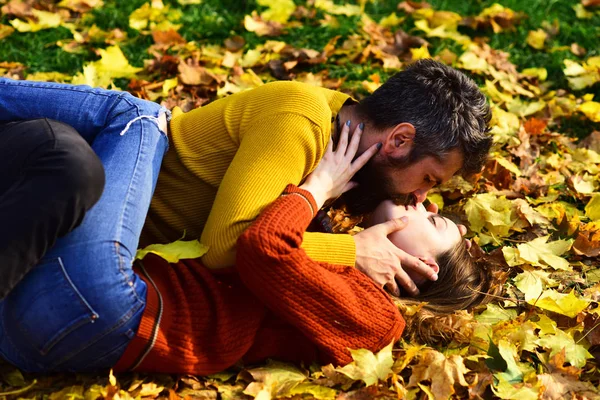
300, 121, 380, 209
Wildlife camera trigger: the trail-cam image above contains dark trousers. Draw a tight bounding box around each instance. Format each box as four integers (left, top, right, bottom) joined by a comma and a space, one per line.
0, 118, 105, 299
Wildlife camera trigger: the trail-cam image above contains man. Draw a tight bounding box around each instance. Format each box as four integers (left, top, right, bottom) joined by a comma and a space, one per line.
142, 58, 491, 297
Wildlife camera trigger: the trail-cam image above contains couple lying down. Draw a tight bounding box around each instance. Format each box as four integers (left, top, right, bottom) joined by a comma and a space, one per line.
0, 61, 494, 374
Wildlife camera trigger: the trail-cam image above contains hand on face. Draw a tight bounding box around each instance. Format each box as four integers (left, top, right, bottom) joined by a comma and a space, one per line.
369, 200, 464, 286
353, 217, 439, 296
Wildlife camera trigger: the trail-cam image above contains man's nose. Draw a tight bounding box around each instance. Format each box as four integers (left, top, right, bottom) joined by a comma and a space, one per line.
413, 189, 428, 203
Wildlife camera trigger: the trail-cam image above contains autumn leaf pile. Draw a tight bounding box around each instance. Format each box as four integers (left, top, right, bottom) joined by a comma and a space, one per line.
2, 0, 600, 399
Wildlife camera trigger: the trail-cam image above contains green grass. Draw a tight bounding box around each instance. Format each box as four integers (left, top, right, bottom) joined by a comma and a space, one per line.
0, 0, 598, 135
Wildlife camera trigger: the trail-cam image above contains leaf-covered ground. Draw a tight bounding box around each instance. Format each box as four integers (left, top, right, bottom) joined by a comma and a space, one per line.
2, 0, 600, 399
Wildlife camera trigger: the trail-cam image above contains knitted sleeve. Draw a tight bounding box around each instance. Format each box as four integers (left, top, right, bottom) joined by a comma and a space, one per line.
200, 112, 356, 269
235, 185, 405, 366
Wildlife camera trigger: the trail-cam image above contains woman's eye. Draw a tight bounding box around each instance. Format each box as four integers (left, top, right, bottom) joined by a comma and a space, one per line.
428, 215, 437, 227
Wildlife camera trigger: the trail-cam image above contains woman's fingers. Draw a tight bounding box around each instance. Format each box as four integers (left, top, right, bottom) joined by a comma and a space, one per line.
337, 120, 350, 158
345, 123, 363, 159
350, 142, 380, 175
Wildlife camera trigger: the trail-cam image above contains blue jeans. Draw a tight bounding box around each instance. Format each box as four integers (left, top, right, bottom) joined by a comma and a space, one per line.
0, 79, 169, 372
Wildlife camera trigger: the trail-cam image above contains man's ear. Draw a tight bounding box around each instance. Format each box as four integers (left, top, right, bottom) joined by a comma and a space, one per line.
382, 122, 415, 157
419, 257, 440, 274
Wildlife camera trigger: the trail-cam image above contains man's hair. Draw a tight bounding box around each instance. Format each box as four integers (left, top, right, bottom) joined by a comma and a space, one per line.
355, 59, 492, 176
394, 241, 499, 344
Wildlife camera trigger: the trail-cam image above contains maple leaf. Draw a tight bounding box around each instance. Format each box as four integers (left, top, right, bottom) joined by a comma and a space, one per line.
407, 349, 469, 399
573, 220, 600, 257
257, 0, 296, 23
532, 290, 591, 318
503, 236, 573, 270
537, 372, 599, 400
336, 341, 394, 387
9, 9, 62, 32
243, 361, 307, 400
536, 329, 593, 368
71, 45, 142, 88
492, 375, 540, 400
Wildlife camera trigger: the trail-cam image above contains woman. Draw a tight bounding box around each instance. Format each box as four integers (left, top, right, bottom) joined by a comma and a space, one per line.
0, 90, 492, 373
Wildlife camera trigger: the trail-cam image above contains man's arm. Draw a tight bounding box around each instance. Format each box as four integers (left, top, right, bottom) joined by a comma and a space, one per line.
200, 112, 357, 268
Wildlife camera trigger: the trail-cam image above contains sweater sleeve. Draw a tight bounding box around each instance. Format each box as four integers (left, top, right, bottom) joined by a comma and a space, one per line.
235, 185, 405, 366
200, 112, 356, 268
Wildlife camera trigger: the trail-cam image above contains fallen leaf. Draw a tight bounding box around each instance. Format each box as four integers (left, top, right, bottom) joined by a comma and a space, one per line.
336, 341, 394, 387
136, 239, 209, 263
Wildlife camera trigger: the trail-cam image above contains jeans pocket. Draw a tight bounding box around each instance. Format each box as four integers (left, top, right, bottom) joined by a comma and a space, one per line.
5, 257, 98, 356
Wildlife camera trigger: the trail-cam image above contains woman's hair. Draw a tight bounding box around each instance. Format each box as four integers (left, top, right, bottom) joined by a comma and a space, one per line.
393, 241, 500, 344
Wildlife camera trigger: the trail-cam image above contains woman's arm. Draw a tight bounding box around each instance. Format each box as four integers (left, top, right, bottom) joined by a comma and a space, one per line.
235, 185, 405, 366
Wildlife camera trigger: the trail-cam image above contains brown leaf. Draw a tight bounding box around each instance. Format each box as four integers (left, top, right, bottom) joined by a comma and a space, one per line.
152, 29, 186, 47
407, 349, 469, 399
1, 0, 34, 19
178, 60, 218, 86
383, 29, 428, 56
397, 1, 430, 14
570, 42, 587, 57
573, 221, 600, 257
224, 35, 245, 52
582, 0, 600, 7
537, 372, 599, 400
244, 11, 283, 36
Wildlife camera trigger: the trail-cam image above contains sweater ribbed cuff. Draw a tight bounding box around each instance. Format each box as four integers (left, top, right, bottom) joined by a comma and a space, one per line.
282, 184, 318, 218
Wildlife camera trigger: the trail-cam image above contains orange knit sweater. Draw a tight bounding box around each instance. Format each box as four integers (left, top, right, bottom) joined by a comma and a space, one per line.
115, 186, 405, 375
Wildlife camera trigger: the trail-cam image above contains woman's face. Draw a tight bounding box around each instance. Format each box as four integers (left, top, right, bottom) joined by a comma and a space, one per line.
368, 200, 465, 284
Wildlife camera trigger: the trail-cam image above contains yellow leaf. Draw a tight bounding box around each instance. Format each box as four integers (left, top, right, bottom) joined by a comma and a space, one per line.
10, 9, 61, 32
492, 375, 540, 400
509, 236, 573, 270
585, 194, 600, 221
108, 370, 117, 387
136, 239, 209, 263
410, 45, 431, 60
526, 29, 547, 50
514, 271, 543, 302
257, 0, 295, 23
244, 361, 307, 399
287, 383, 336, 400
71, 45, 142, 88
25, 71, 71, 82
379, 12, 403, 28
426, 193, 444, 211
407, 349, 469, 399
578, 100, 600, 122
314, 0, 361, 16
521, 67, 548, 81
336, 341, 394, 386
0, 24, 15, 40
531, 290, 590, 318
536, 329, 593, 368
573, 3, 594, 19
476, 303, 517, 324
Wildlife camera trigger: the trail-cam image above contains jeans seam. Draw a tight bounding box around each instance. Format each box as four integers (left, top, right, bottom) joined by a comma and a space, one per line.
116, 242, 145, 304
52, 298, 144, 370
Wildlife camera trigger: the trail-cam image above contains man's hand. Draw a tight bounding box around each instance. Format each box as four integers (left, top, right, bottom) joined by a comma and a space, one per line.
353, 217, 438, 296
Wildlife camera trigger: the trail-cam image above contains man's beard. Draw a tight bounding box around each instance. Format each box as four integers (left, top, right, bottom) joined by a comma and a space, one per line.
341, 154, 413, 215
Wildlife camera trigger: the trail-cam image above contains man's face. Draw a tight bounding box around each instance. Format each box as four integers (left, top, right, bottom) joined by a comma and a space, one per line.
345, 148, 463, 214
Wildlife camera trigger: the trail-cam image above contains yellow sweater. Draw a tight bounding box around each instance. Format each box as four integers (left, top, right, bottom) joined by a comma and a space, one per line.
141, 81, 357, 268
